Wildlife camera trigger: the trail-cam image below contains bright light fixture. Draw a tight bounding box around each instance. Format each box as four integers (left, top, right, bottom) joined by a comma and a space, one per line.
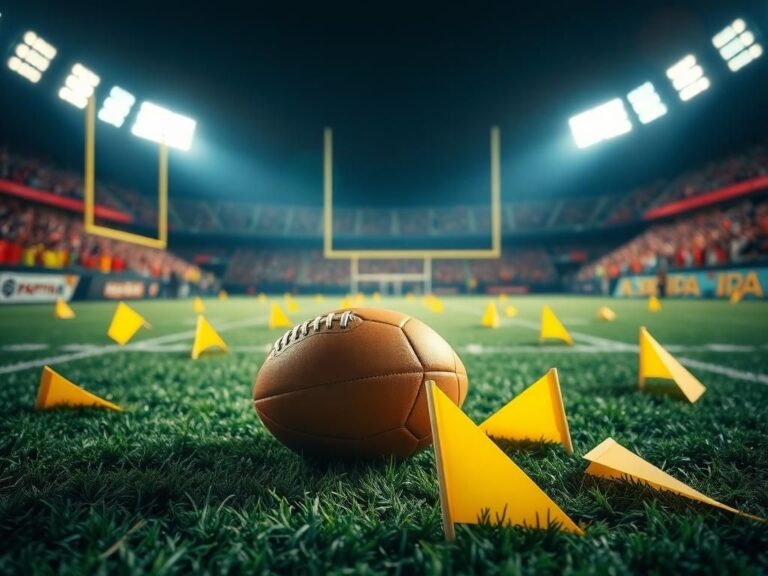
569, 98, 632, 149
59, 63, 101, 109
627, 82, 667, 124
7, 30, 56, 84
131, 101, 196, 151
713, 18, 762, 72
666, 54, 709, 101
98, 86, 136, 127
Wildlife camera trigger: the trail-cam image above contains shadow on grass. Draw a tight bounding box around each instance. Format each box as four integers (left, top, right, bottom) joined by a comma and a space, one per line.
0, 432, 422, 519
641, 379, 689, 401
491, 437, 565, 459
582, 475, 763, 527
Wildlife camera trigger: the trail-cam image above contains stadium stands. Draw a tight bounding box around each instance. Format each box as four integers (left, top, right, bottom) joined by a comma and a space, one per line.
1, 147, 157, 226
0, 192, 204, 286
223, 248, 558, 292
2, 143, 767, 295
579, 195, 768, 280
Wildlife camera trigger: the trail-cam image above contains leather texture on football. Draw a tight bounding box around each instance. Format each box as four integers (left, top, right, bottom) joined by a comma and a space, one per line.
253, 307, 468, 459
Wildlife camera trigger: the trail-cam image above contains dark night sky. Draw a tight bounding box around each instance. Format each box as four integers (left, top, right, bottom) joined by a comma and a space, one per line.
1, 0, 766, 207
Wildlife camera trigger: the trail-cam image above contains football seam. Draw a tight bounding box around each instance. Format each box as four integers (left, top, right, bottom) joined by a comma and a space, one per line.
397, 322, 426, 371
402, 375, 426, 437
258, 409, 419, 442
254, 369, 460, 402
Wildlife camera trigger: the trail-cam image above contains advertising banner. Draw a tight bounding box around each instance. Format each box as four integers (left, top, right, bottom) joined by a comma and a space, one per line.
613, 267, 767, 299
84, 276, 163, 300
0, 273, 80, 303
102, 280, 146, 299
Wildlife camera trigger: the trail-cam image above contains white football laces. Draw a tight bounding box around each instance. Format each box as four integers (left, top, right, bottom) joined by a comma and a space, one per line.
273, 310, 354, 352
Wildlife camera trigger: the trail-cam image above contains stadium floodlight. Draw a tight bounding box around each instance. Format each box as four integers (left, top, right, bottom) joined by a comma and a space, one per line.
98, 86, 136, 128
568, 98, 632, 149
131, 101, 196, 151
713, 18, 762, 72
627, 82, 667, 124
7, 30, 57, 83
666, 54, 709, 101
59, 63, 100, 109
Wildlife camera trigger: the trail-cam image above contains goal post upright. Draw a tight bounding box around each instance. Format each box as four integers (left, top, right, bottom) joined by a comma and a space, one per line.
323, 126, 501, 293
83, 95, 169, 250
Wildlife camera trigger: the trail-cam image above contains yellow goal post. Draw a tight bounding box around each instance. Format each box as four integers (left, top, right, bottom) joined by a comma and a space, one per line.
83, 95, 168, 249
323, 127, 502, 294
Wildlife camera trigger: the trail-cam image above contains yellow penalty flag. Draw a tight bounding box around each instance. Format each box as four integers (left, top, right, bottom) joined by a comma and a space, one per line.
35, 366, 121, 411
353, 293, 365, 306
257, 293, 268, 303
481, 302, 500, 328
648, 295, 662, 312
425, 295, 444, 313
107, 302, 150, 345
54, 298, 75, 319
638, 327, 706, 403
218, 290, 228, 300
480, 369, 573, 454
504, 306, 518, 318
285, 295, 299, 313
584, 438, 765, 523
426, 382, 583, 540
269, 302, 292, 329
597, 306, 616, 321
372, 291, 381, 302
340, 296, 353, 308
193, 296, 205, 314
540, 306, 574, 345
191, 315, 228, 359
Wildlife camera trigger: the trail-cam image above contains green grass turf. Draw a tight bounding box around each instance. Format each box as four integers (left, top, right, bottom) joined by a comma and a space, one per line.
0, 296, 767, 574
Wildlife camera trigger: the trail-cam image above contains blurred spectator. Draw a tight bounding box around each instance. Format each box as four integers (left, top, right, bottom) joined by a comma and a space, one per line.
579, 196, 768, 280
0, 195, 203, 285
225, 247, 558, 289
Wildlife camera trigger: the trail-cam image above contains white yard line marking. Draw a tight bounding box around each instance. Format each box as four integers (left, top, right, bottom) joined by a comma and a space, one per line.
444, 301, 768, 386
2, 343, 50, 352
677, 357, 768, 386
0, 316, 266, 375
52, 343, 274, 354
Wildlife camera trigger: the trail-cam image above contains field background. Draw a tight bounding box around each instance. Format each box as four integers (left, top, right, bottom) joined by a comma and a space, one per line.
1, 296, 767, 574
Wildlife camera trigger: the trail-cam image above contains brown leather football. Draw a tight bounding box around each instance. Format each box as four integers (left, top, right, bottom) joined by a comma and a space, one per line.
253, 307, 468, 459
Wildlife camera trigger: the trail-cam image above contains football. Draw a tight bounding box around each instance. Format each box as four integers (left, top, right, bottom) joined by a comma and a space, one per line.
253, 307, 468, 459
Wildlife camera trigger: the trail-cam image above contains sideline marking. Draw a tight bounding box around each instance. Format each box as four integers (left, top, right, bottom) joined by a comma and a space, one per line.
0, 316, 266, 375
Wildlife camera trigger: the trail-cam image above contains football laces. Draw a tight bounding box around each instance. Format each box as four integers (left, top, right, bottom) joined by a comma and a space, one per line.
273, 310, 354, 352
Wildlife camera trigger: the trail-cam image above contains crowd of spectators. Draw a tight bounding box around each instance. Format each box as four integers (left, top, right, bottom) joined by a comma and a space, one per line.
653, 146, 768, 207
601, 145, 768, 225
225, 248, 300, 286
603, 184, 661, 225
6, 144, 766, 240
579, 196, 768, 281
0, 195, 204, 285
1, 148, 157, 226
224, 247, 559, 290
467, 249, 557, 286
